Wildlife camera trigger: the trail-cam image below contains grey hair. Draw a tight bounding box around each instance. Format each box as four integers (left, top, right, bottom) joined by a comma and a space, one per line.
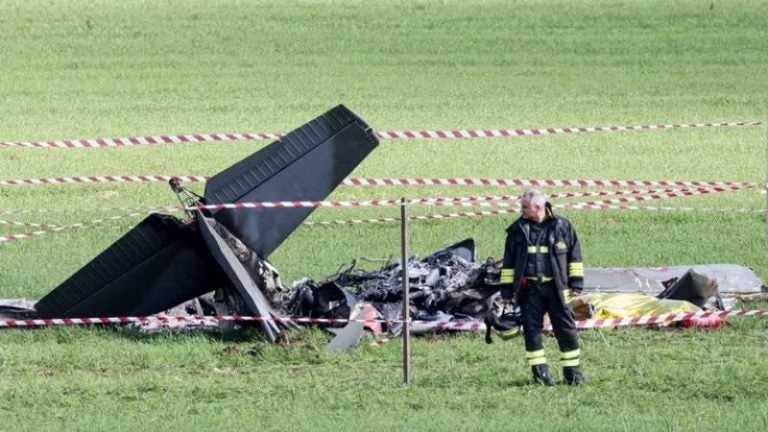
521, 188, 546, 208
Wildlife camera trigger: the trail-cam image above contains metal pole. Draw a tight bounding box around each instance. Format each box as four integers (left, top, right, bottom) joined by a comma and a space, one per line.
401, 198, 412, 385
764, 114, 768, 251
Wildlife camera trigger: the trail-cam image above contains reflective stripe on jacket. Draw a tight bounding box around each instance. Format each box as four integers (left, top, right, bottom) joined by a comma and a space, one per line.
500, 213, 583, 303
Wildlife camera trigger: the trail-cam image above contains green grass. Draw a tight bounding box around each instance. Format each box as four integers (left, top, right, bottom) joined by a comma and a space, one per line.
2, 320, 768, 431
1, 0, 768, 430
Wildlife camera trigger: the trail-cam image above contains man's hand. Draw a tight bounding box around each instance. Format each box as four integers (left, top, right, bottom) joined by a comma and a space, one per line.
564, 288, 582, 304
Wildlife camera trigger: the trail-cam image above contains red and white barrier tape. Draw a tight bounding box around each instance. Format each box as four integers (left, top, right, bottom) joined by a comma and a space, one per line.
347, 178, 757, 189
1, 219, 60, 229
0, 186, 749, 243
560, 185, 746, 209
7, 204, 759, 243
0, 212, 149, 244
302, 208, 524, 227
0, 206, 179, 217
0, 174, 757, 190
299, 184, 755, 227
578, 205, 765, 213
1, 309, 766, 330
303, 205, 767, 227
1, 184, 754, 219
376, 121, 762, 140
0, 187, 731, 217
0, 174, 209, 187
0, 133, 280, 149
0, 207, 530, 243
173, 185, 740, 211
1, 121, 761, 149
184, 195, 507, 210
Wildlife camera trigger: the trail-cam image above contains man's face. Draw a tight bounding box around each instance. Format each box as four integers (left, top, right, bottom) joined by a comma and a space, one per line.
520, 198, 539, 220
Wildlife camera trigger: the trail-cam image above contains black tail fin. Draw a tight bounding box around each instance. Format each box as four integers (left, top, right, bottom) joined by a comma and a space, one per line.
204, 105, 379, 258
36, 106, 379, 320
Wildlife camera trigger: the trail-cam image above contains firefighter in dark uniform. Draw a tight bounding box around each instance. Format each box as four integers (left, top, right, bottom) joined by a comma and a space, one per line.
500, 189, 586, 386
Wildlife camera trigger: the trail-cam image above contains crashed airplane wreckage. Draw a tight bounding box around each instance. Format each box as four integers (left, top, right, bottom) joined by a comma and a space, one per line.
284, 239, 765, 343
29, 105, 379, 342
2, 104, 764, 350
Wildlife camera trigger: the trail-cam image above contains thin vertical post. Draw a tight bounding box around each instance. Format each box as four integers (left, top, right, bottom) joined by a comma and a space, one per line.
764, 115, 768, 251
401, 198, 412, 385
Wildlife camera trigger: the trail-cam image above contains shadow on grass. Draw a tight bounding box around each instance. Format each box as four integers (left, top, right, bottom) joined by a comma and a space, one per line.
99, 325, 274, 344
506, 377, 540, 387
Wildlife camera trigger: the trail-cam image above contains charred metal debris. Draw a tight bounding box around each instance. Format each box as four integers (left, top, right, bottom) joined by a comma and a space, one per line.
285, 238, 505, 347
2, 105, 764, 351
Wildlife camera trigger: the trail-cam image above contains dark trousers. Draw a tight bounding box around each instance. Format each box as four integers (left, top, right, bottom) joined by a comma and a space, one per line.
520, 281, 579, 353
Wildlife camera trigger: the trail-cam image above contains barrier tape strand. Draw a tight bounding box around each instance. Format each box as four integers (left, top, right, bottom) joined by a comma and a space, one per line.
0, 187, 733, 217
1, 121, 761, 149
1, 309, 766, 330
1, 175, 757, 189
179, 185, 743, 211
1, 186, 742, 243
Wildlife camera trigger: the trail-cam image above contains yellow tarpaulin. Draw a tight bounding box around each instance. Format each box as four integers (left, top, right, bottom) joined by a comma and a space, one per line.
572, 293, 700, 320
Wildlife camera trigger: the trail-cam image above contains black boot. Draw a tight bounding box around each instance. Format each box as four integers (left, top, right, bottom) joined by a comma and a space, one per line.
563, 366, 585, 385
531, 364, 555, 386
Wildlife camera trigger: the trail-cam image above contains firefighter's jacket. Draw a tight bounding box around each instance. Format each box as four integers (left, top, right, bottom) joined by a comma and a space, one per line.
500, 212, 584, 304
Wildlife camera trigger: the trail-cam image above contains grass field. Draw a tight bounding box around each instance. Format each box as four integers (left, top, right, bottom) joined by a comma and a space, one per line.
1, 0, 768, 430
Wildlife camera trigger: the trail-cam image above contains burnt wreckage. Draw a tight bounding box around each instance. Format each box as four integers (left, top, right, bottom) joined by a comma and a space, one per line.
33, 105, 379, 342
286, 238, 502, 334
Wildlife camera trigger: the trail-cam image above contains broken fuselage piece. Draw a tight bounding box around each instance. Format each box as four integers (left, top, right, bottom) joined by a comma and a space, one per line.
34, 105, 380, 342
